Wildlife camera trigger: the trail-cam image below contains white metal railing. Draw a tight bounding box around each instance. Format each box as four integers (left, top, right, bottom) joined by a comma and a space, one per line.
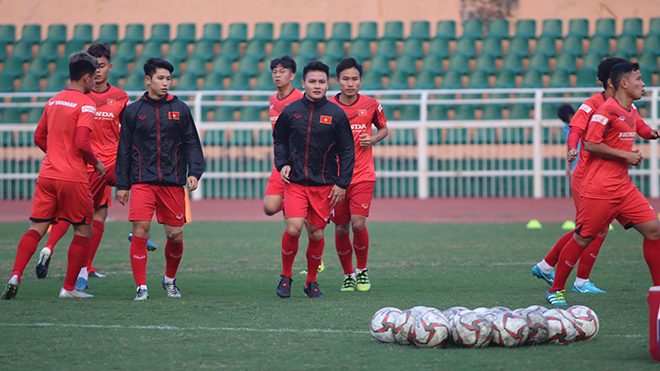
0, 87, 658, 200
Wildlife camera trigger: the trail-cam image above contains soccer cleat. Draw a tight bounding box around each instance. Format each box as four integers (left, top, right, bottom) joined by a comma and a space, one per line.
162, 277, 181, 298
128, 233, 158, 252
356, 269, 371, 292
546, 290, 568, 306
299, 260, 325, 275
572, 280, 606, 294
88, 271, 106, 278
340, 274, 356, 292
59, 288, 94, 298
277, 275, 292, 298
532, 264, 555, 285
74, 277, 88, 290
35, 247, 52, 279
303, 281, 323, 298
134, 287, 149, 301
2, 275, 20, 300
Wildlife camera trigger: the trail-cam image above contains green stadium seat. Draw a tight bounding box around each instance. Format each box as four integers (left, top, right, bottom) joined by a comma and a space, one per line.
521, 70, 543, 88
45, 24, 67, 44
361, 72, 383, 90
11, 42, 33, 62
428, 105, 449, 120
588, 36, 610, 56
508, 37, 530, 57
410, 21, 430, 40
236, 57, 260, 77
428, 38, 450, 58
240, 106, 262, 122
228, 73, 250, 90
149, 23, 170, 43
52, 57, 68, 77
2, 57, 24, 79
26, 107, 44, 124
436, 20, 456, 40
0, 42, 6, 62
593, 18, 615, 38
487, 19, 509, 39
107, 73, 120, 87
244, 40, 266, 60
375, 39, 397, 60
474, 55, 496, 74
319, 55, 340, 77
226, 23, 248, 42
467, 70, 489, 89
540, 19, 562, 39
71, 24, 93, 43
356, 22, 377, 41
561, 36, 583, 57
293, 55, 310, 73
509, 104, 531, 119
638, 52, 659, 73
19, 25, 41, 44
399, 105, 420, 120
174, 23, 196, 43
123, 24, 145, 44
166, 40, 189, 63
482, 105, 503, 120
446, 54, 470, 75
329, 22, 351, 42
202, 72, 225, 90
271, 39, 293, 58
500, 54, 523, 74
454, 105, 475, 120
297, 39, 319, 59
575, 68, 597, 87
123, 72, 145, 90
441, 70, 462, 88
210, 55, 234, 77
462, 19, 483, 39
213, 106, 234, 122
36, 41, 59, 62
454, 38, 476, 57
394, 55, 417, 76
494, 71, 516, 88
304, 22, 326, 41
382, 21, 404, 41
219, 40, 240, 61
279, 22, 300, 42
26, 57, 50, 78
480, 38, 502, 57
542, 103, 562, 120
621, 18, 643, 38
514, 19, 536, 39
650, 18, 660, 36
0, 25, 15, 44
567, 19, 589, 39
421, 55, 444, 74
184, 58, 207, 78
254, 70, 272, 90
17, 74, 40, 92
401, 39, 423, 59
0, 74, 14, 92
643, 35, 660, 54
96, 24, 119, 44
555, 53, 577, 74
387, 70, 409, 89
176, 73, 198, 90
1, 107, 24, 123
548, 70, 570, 88
253, 22, 274, 41
200, 23, 222, 43
582, 53, 602, 70
414, 71, 436, 89
114, 41, 137, 61
323, 40, 346, 59
349, 39, 371, 61
535, 37, 557, 56
110, 58, 129, 77
615, 36, 637, 57
141, 41, 163, 58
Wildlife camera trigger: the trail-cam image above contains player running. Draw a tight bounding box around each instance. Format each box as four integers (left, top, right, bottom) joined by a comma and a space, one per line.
329, 58, 388, 292
546, 62, 660, 306
2, 52, 104, 300
116, 58, 205, 301
273, 61, 355, 299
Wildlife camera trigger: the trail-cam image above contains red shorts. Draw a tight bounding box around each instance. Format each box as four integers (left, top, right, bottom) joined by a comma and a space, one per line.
570, 174, 583, 211
88, 163, 116, 209
265, 167, 285, 196
330, 181, 375, 225
129, 184, 186, 227
284, 183, 333, 229
576, 188, 657, 238
30, 177, 94, 225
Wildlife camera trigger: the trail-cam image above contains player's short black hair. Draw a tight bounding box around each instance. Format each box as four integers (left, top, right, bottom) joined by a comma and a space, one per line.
270, 55, 296, 73
302, 61, 329, 80
87, 42, 111, 61
610, 62, 640, 90
336, 57, 363, 78
597, 57, 627, 88
69, 51, 100, 81
557, 104, 575, 124
144, 57, 174, 78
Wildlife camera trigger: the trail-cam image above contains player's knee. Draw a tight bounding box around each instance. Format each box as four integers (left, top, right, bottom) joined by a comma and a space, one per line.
309, 228, 324, 241
133, 226, 150, 239
598, 229, 608, 239
286, 225, 303, 237
351, 219, 366, 231
263, 204, 277, 216
167, 231, 183, 244
573, 233, 592, 248
335, 224, 350, 236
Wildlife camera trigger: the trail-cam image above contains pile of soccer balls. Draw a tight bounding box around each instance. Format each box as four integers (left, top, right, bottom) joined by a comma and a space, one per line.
370, 305, 598, 348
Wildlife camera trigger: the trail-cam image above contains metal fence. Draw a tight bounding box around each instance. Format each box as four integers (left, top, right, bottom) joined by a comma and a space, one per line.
1, 87, 658, 200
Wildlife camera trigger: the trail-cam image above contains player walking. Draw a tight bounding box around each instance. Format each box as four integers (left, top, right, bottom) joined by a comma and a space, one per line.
116, 58, 205, 301
329, 58, 388, 292
273, 61, 355, 299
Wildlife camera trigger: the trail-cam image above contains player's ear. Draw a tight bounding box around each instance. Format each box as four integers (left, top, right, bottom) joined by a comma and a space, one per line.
108, 63, 113, 73
289, 73, 295, 82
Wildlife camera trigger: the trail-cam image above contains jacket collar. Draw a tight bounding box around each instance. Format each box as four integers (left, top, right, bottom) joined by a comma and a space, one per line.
301, 93, 328, 109
141, 92, 176, 105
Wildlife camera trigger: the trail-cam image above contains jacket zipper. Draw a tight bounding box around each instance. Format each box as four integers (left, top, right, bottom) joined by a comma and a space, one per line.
156, 104, 162, 182
304, 105, 314, 185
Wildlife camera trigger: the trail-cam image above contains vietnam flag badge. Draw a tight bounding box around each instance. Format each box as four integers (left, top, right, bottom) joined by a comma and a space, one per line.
320, 115, 332, 124
169, 111, 180, 120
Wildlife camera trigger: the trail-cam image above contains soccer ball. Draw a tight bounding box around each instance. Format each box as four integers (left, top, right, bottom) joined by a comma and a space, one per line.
544, 309, 577, 344
526, 305, 549, 314
410, 306, 432, 317
567, 305, 599, 341
393, 309, 424, 345
521, 310, 549, 345
442, 306, 469, 323
410, 310, 451, 348
370, 307, 402, 343
451, 311, 492, 348
512, 308, 527, 316
490, 306, 512, 313
473, 307, 491, 315
490, 312, 529, 347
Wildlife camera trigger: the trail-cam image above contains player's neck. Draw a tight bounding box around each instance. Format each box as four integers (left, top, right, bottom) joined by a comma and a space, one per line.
277, 85, 294, 99
148, 90, 165, 101
338, 93, 358, 106
68, 82, 86, 94
603, 88, 615, 100
92, 81, 109, 93
614, 92, 634, 111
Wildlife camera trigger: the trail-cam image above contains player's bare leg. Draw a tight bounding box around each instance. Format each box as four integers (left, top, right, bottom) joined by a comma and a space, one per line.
263, 195, 284, 216
162, 224, 184, 298
635, 219, 660, 286
351, 215, 371, 292
3, 222, 50, 300
131, 220, 151, 300
59, 223, 94, 299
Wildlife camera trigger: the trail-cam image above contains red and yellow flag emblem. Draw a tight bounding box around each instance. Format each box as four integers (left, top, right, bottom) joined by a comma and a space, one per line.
169, 111, 180, 120
320, 115, 332, 124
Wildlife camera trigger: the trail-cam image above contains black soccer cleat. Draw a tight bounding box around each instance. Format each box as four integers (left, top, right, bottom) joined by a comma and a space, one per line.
35, 248, 52, 279
303, 281, 323, 299
277, 275, 292, 298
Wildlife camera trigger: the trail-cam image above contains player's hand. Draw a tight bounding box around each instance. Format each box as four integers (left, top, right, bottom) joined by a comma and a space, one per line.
359, 134, 375, 148
567, 148, 578, 163
280, 165, 291, 184
650, 129, 660, 139
328, 185, 346, 207
187, 176, 198, 191
94, 161, 106, 178
627, 149, 643, 166
116, 190, 129, 206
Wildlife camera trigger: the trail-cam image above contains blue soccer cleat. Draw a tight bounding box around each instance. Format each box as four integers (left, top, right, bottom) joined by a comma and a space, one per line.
128, 232, 158, 252
546, 290, 568, 306
532, 264, 555, 285
572, 280, 606, 294
75, 277, 88, 290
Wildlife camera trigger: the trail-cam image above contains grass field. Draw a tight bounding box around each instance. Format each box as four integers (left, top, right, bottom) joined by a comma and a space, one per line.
0, 220, 657, 370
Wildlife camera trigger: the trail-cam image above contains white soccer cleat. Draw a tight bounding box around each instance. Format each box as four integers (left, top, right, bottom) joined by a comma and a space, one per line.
134, 286, 149, 301
162, 276, 181, 298
59, 287, 94, 299
2, 275, 20, 300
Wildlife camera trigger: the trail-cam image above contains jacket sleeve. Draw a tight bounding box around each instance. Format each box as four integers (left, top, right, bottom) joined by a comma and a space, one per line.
334, 111, 355, 189
115, 108, 133, 190
181, 105, 205, 180
273, 108, 291, 171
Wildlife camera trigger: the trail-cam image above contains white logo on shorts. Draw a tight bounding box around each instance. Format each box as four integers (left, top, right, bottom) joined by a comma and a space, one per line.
175, 214, 184, 220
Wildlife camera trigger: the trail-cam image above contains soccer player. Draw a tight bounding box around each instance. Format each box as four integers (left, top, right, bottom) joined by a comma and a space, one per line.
2, 52, 104, 300
273, 61, 355, 299
546, 62, 660, 306
116, 58, 205, 301
328, 58, 388, 292
33, 43, 131, 288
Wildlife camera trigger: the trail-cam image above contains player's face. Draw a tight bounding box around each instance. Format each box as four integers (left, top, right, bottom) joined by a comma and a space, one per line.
626, 70, 645, 100
337, 68, 362, 98
272, 65, 294, 89
146, 68, 172, 98
94, 57, 112, 85
83, 72, 96, 94
302, 71, 328, 102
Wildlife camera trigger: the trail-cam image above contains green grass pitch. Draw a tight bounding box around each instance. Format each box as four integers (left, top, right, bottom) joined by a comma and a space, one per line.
0, 221, 657, 370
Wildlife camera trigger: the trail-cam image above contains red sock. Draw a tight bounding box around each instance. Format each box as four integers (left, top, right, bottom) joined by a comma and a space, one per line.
550, 237, 584, 292
11, 229, 43, 282
165, 240, 184, 278
281, 230, 299, 278
335, 232, 354, 275
63, 235, 90, 291
353, 227, 370, 270
306, 237, 325, 283
45, 221, 70, 254
86, 220, 104, 271
644, 238, 660, 286
543, 230, 574, 267
130, 236, 149, 287
576, 235, 604, 280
